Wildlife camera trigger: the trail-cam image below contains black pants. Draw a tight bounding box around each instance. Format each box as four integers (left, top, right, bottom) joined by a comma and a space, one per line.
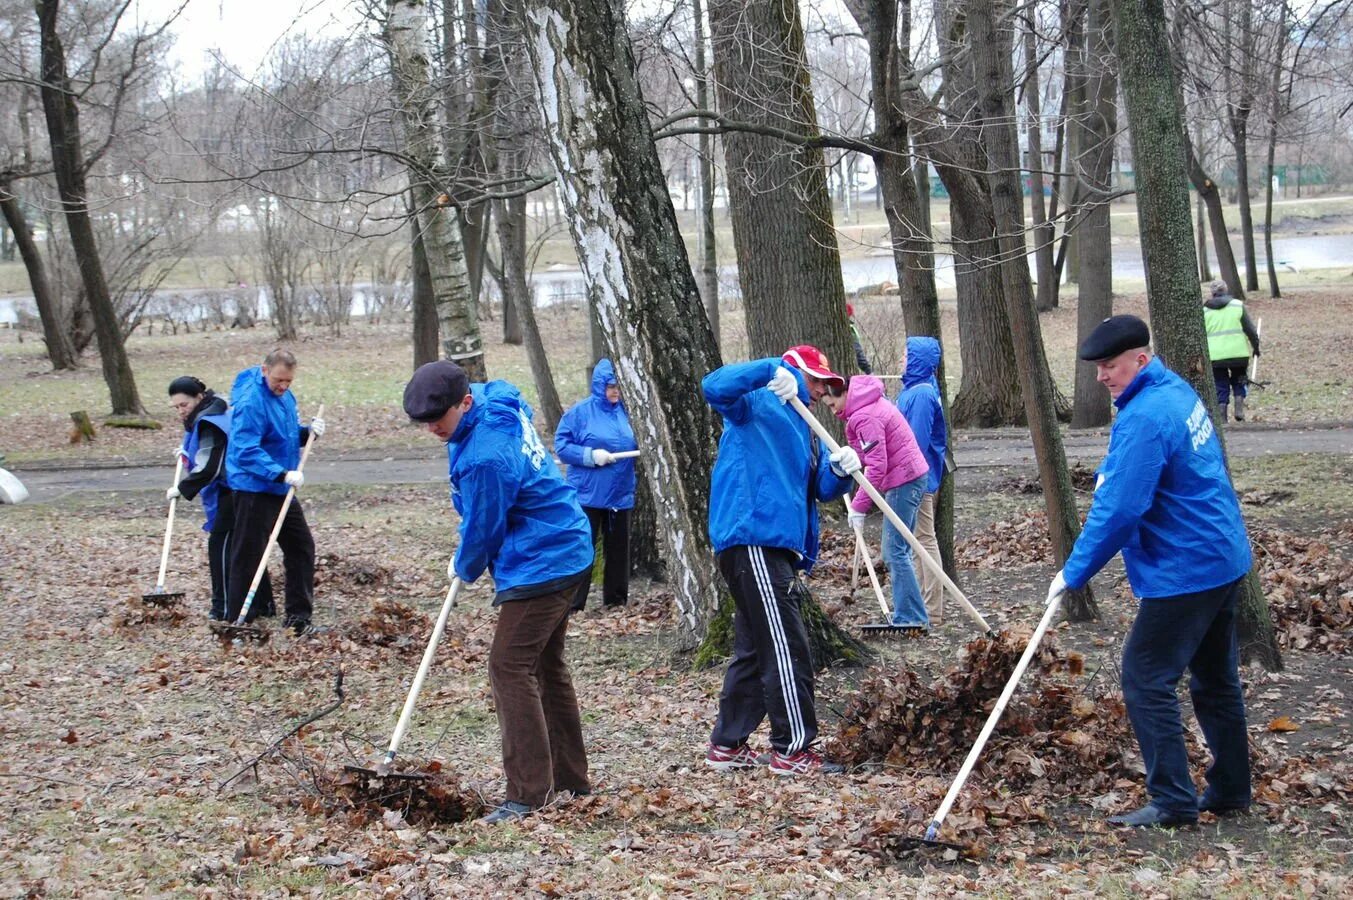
709, 545, 818, 755
571, 506, 631, 610
227, 490, 312, 624
209, 489, 272, 620
1212, 359, 1249, 407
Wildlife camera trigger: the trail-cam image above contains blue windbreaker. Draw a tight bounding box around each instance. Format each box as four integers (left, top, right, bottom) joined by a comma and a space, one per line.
447, 381, 593, 599
1062, 357, 1252, 598
554, 359, 638, 510
704, 358, 854, 571
896, 337, 948, 494
180, 406, 231, 531
225, 367, 301, 496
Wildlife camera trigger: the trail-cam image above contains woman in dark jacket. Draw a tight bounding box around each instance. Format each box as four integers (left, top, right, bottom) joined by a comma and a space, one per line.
167, 376, 270, 620
553, 359, 638, 610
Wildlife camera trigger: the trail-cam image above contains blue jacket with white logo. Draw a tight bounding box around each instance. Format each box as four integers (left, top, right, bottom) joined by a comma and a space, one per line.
554, 359, 638, 510
704, 358, 854, 571
226, 367, 302, 496
180, 402, 231, 531
1062, 357, 1251, 598
896, 336, 948, 494
447, 381, 593, 599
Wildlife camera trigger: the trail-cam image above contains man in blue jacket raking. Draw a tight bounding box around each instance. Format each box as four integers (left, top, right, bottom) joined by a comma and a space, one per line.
702, 346, 861, 777
555, 359, 638, 611
1049, 316, 1252, 828
404, 360, 594, 825
225, 350, 326, 634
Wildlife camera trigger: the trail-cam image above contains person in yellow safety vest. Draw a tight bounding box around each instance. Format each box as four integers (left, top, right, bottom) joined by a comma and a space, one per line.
1203, 281, 1261, 422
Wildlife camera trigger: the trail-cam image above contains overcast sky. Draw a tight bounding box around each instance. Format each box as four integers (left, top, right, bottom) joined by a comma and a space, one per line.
135, 0, 371, 79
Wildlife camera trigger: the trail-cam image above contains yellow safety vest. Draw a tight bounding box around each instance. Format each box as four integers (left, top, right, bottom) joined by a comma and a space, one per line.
1204, 301, 1252, 360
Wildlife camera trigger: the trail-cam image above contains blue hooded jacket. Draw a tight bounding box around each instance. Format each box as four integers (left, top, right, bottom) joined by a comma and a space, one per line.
896, 337, 948, 494
704, 358, 854, 571
447, 381, 593, 601
1062, 357, 1252, 598
226, 366, 302, 496
554, 359, 638, 510
180, 404, 231, 531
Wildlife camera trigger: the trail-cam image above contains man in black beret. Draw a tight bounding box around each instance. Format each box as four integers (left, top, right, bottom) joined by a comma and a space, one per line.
404, 360, 594, 826
1048, 315, 1253, 828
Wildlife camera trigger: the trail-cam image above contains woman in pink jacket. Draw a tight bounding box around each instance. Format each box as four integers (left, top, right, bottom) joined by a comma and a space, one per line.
822, 375, 931, 629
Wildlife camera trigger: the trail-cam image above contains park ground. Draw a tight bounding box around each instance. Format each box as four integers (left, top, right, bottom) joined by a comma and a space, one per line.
1, 284, 1351, 896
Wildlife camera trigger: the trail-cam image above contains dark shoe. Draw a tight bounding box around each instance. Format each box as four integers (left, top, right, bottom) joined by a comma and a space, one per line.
1107, 804, 1197, 828
283, 617, 312, 637
768, 748, 845, 777
478, 801, 534, 825
1200, 801, 1250, 817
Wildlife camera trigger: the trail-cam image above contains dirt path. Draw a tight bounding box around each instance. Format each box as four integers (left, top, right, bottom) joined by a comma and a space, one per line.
9, 423, 1351, 505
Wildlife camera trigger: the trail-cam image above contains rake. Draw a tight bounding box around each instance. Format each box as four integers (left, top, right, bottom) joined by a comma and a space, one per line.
143, 454, 186, 607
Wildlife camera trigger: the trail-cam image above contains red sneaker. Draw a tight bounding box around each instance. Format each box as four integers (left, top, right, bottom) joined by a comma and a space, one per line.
704, 742, 765, 771
768, 748, 845, 776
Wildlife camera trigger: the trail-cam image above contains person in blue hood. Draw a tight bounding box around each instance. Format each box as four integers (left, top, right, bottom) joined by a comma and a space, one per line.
404, 360, 593, 826
701, 345, 861, 778
1049, 315, 1252, 829
224, 350, 326, 635
555, 359, 638, 611
167, 375, 271, 621
896, 337, 949, 623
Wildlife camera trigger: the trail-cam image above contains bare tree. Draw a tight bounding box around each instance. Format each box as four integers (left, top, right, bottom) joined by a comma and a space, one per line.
519, 0, 725, 646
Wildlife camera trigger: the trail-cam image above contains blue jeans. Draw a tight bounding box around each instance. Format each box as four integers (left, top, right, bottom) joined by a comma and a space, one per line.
882, 476, 928, 627
1121, 577, 1251, 816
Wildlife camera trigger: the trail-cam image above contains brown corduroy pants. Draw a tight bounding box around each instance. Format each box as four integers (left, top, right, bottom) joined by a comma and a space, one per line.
488, 584, 590, 807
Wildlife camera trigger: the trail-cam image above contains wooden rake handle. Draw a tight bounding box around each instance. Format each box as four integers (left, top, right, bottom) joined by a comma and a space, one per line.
156, 455, 185, 590
380, 575, 462, 771
788, 396, 993, 635
234, 403, 325, 625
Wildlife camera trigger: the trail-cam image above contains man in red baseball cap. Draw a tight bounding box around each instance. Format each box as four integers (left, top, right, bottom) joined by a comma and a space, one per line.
700, 344, 861, 777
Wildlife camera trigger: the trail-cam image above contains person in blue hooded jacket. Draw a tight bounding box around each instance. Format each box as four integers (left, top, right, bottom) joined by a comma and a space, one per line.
555, 359, 638, 611
1049, 315, 1252, 829
225, 350, 326, 634
701, 345, 861, 777
404, 360, 594, 826
896, 337, 949, 624
167, 375, 272, 621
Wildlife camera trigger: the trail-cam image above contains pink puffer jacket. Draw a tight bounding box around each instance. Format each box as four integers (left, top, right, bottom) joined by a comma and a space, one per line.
836, 375, 929, 513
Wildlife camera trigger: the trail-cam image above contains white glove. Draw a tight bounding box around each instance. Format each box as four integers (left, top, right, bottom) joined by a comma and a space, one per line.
829, 446, 862, 477
283, 471, 305, 488
447, 557, 457, 582
1047, 570, 1067, 604
768, 366, 798, 404
172, 446, 186, 461
310, 417, 327, 438
166, 486, 181, 500
591, 448, 615, 466
847, 509, 867, 531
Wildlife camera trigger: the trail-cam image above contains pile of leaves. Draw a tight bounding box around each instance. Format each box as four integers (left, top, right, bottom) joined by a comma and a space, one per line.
1003, 462, 1098, 495
346, 598, 433, 654
109, 594, 189, 630
316, 554, 395, 592
1252, 526, 1353, 654
311, 761, 484, 827
828, 632, 1139, 798
956, 511, 1053, 570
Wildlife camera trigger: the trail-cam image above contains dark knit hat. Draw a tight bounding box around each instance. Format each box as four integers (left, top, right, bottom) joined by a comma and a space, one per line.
168, 375, 207, 397
403, 360, 470, 422
1078, 315, 1151, 362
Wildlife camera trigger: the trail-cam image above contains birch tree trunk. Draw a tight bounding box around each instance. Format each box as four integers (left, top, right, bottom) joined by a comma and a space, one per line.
35, 0, 144, 416
1024, 18, 1057, 312
968, 0, 1098, 622
383, 0, 484, 380
519, 0, 724, 646
1112, 0, 1280, 670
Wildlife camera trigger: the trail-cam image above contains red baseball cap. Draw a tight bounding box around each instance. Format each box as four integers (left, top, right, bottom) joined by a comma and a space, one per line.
782, 345, 846, 389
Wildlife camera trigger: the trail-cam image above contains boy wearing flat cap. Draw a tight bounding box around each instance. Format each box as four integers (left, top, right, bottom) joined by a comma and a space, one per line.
1048, 315, 1252, 828
403, 361, 594, 825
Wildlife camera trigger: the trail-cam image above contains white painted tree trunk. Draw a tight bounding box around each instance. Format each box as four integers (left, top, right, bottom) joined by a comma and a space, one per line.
383, 0, 483, 378
519, 1, 724, 645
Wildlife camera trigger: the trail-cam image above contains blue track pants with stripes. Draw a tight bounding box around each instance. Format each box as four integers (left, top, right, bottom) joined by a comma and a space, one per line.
710, 545, 817, 755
